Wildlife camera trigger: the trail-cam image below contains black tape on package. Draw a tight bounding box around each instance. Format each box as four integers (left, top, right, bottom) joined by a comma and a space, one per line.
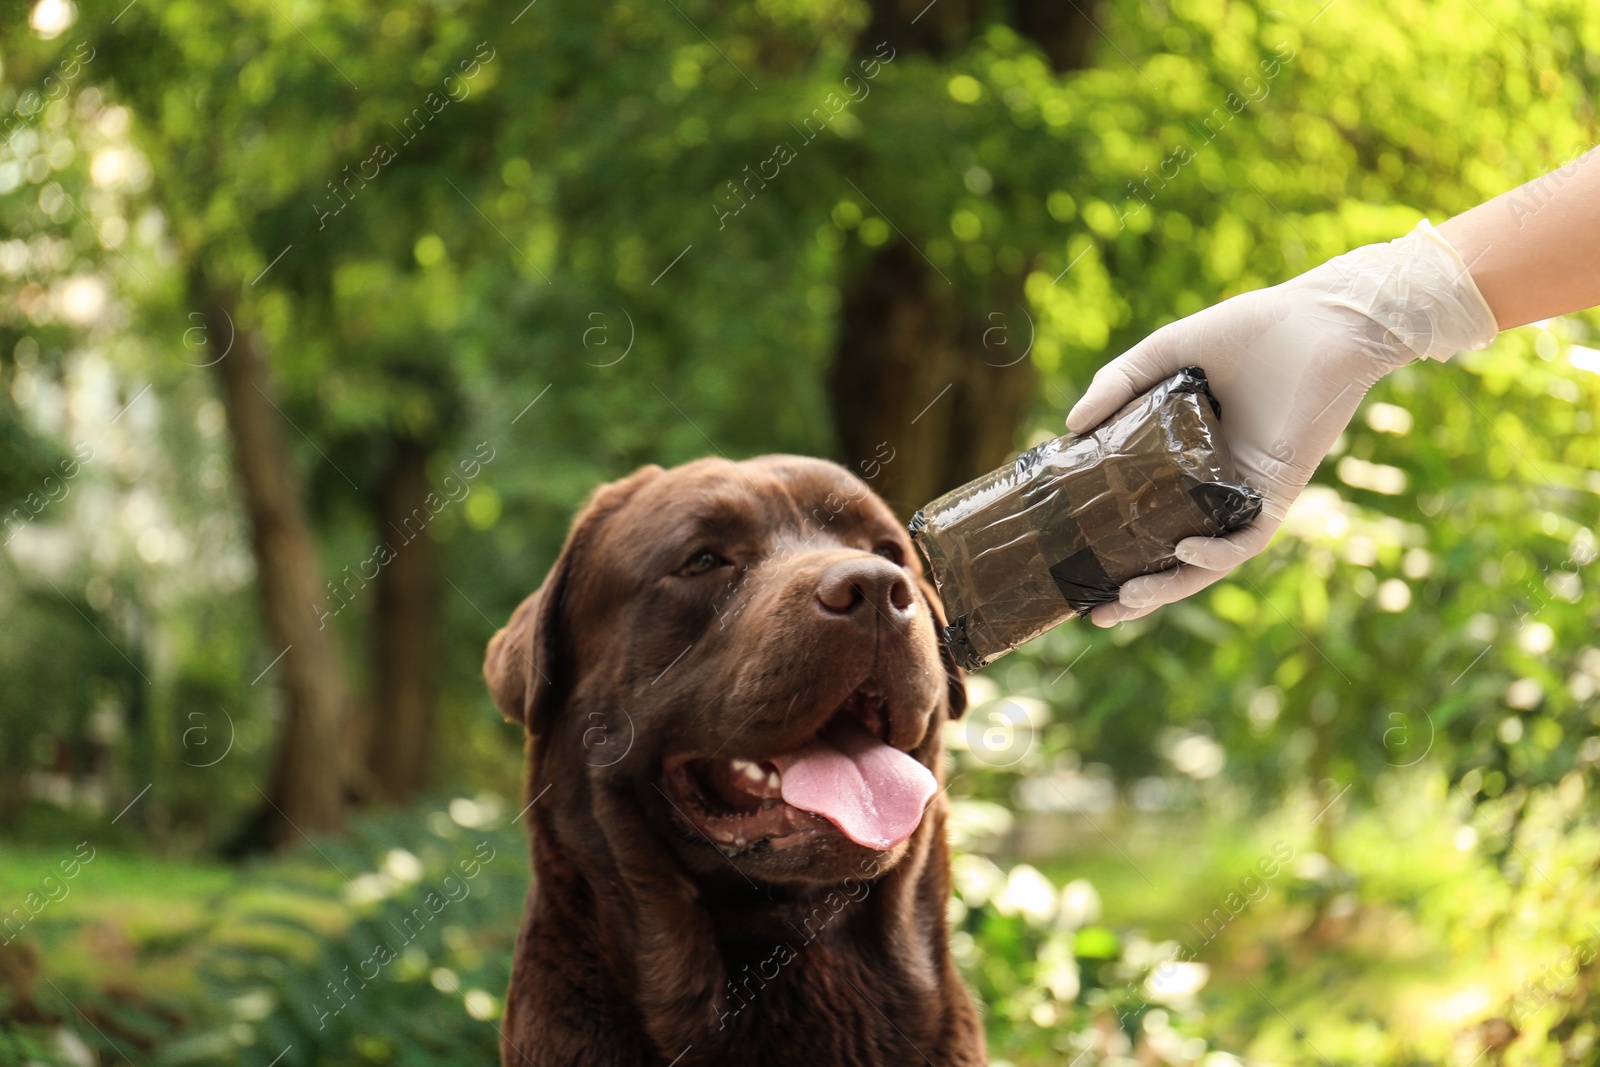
909, 367, 1262, 671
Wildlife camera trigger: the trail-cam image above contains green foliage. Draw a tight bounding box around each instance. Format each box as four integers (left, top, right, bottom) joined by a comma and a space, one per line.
3, 0, 1597, 836
3, 803, 523, 1067
186, 808, 524, 1067
8, 779, 1600, 1065
2, 0, 1599, 1063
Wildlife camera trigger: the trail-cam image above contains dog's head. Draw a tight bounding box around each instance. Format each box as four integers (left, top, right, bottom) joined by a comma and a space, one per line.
484, 455, 967, 890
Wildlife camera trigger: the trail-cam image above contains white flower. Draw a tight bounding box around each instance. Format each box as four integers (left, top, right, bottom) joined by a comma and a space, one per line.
1057, 878, 1101, 929
994, 864, 1057, 925
383, 848, 425, 884
1146, 961, 1209, 1002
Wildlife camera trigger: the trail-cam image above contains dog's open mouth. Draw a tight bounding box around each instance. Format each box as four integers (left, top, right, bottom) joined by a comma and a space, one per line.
663, 684, 936, 853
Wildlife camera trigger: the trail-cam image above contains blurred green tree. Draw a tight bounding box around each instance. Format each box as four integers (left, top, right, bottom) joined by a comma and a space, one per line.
0, 0, 1596, 857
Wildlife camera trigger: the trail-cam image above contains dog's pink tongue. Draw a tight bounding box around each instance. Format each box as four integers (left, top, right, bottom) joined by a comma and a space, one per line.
775, 716, 936, 851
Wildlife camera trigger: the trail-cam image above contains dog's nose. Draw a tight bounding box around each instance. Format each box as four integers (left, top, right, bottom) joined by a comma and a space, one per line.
815, 557, 916, 623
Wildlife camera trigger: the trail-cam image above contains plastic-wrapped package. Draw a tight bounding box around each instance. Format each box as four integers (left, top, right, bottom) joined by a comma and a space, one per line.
909, 367, 1262, 671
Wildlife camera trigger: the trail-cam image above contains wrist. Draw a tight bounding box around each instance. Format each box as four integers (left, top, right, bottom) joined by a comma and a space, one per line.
1410, 219, 1502, 358
1318, 220, 1500, 363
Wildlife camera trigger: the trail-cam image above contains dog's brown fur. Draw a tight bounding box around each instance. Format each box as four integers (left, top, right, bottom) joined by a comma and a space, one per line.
484, 455, 985, 1066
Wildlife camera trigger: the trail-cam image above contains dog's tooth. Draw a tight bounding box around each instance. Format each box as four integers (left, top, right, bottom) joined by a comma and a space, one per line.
730, 759, 768, 788
765, 770, 781, 792
761, 801, 775, 811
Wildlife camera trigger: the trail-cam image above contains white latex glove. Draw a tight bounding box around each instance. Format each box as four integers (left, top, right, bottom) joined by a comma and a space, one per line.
1066, 220, 1500, 627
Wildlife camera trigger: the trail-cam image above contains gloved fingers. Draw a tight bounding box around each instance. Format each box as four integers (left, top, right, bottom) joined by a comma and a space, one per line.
1087, 597, 1146, 627
1065, 328, 1181, 434
1172, 512, 1283, 571
1086, 561, 1231, 628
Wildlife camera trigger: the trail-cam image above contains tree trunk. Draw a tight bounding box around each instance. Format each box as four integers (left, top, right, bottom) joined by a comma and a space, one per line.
859, 0, 985, 61
1007, 0, 1098, 74
365, 436, 441, 805
835, 0, 1102, 515
198, 279, 351, 846
831, 241, 1036, 516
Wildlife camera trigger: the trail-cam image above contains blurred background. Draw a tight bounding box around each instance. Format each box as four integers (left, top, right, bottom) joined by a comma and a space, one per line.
1, 0, 1598, 1064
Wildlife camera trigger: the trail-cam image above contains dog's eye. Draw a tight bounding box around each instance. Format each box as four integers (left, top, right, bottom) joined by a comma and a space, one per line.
872, 543, 904, 566
678, 549, 731, 577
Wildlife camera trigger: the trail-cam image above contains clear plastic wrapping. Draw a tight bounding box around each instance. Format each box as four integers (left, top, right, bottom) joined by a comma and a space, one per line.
909, 367, 1262, 670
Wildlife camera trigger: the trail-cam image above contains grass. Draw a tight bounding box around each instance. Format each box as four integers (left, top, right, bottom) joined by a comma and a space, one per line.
3, 774, 1597, 1067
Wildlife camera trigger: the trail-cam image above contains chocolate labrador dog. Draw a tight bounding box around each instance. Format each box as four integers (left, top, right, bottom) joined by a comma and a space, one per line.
483, 455, 985, 1066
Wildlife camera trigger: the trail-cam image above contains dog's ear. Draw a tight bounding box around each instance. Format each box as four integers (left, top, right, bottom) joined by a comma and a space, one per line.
484, 584, 549, 727
484, 465, 663, 733
911, 568, 968, 721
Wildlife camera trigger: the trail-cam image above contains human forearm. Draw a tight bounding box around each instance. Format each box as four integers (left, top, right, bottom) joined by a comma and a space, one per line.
1436, 147, 1600, 331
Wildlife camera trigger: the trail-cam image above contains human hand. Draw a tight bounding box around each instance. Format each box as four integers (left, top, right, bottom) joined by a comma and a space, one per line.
1065, 221, 1499, 627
